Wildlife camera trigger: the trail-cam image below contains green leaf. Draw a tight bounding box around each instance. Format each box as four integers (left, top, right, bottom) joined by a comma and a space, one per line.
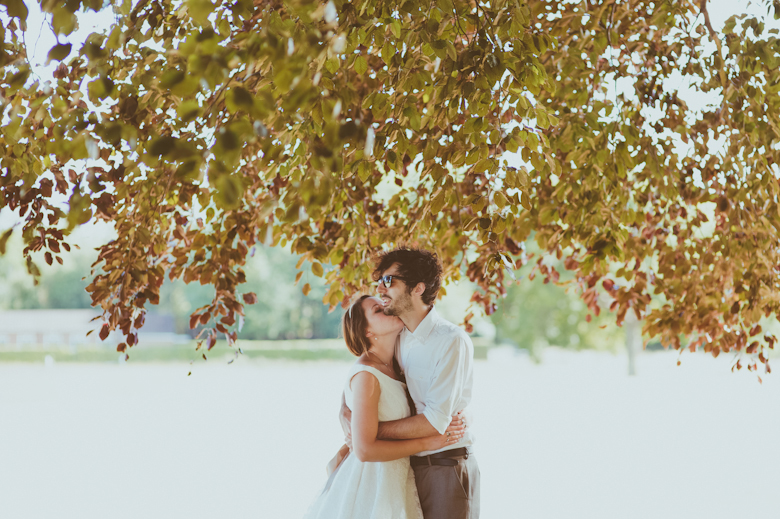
8, 68, 30, 92
311, 262, 324, 277
87, 77, 115, 101
403, 106, 421, 131
539, 207, 557, 225
83, 41, 107, 60
214, 174, 244, 210
474, 159, 491, 172
177, 100, 201, 122
187, 0, 215, 26
494, 191, 508, 209
325, 57, 339, 74
0, 0, 28, 20
723, 16, 737, 35
226, 86, 254, 113
517, 167, 530, 188
536, 107, 550, 129
520, 192, 532, 211
159, 69, 185, 89
430, 189, 446, 214
354, 55, 368, 75
47, 43, 71, 63
52, 7, 77, 35
357, 161, 371, 182
391, 20, 401, 39
382, 42, 395, 64
174, 159, 202, 181
149, 135, 177, 156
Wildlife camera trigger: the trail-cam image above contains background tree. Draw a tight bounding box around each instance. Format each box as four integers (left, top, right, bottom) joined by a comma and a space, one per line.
0, 233, 344, 340
491, 241, 624, 361
1, 0, 778, 372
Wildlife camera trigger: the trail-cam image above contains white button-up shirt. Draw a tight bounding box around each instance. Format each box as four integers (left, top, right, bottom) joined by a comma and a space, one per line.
395, 306, 474, 456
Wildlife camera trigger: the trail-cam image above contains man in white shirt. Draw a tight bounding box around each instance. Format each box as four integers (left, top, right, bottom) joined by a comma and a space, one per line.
340, 248, 480, 518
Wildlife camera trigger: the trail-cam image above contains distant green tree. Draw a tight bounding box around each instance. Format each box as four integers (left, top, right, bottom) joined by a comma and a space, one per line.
1, 236, 343, 339
0, 235, 92, 309
157, 244, 343, 340
491, 246, 623, 360
43, 267, 93, 308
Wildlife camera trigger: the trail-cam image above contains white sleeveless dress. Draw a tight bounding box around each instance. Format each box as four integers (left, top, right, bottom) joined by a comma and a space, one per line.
303, 364, 423, 519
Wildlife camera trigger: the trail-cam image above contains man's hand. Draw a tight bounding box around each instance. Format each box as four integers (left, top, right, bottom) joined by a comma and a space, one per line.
339, 392, 353, 449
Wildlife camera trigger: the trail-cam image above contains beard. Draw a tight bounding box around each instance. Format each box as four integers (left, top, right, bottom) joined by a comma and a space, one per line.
382, 288, 414, 316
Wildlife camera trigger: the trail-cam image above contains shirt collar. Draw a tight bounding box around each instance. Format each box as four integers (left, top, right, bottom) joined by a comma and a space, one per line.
405, 306, 439, 343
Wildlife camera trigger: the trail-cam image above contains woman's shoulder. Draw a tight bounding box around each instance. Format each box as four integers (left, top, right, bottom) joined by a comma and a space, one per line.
348, 360, 382, 379
346, 363, 383, 392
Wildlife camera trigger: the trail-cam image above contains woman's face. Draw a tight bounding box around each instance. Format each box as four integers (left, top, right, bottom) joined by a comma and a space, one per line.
361, 296, 404, 338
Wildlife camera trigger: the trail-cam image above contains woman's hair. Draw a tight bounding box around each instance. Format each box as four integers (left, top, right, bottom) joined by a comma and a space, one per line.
342, 295, 372, 357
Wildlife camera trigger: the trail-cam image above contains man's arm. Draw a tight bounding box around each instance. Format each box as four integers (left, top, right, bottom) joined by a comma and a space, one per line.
377, 413, 438, 440
377, 410, 467, 440
417, 335, 471, 435
341, 385, 467, 442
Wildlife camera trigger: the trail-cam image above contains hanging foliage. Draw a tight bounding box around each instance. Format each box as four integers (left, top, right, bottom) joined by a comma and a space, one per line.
1, 0, 779, 372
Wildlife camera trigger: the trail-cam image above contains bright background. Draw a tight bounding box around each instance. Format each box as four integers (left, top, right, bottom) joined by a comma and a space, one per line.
2, 348, 779, 519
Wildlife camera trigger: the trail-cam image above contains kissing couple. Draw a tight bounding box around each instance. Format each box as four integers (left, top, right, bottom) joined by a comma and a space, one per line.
304, 248, 480, 518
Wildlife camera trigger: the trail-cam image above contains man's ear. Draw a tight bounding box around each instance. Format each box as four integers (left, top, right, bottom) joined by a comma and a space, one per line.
413, 282, 426, 297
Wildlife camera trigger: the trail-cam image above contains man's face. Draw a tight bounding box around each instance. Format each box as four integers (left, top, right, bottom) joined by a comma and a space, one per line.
376, 263, 414, 317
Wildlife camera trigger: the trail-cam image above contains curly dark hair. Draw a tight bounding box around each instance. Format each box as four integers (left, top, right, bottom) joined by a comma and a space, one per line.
372, 248, 443, 305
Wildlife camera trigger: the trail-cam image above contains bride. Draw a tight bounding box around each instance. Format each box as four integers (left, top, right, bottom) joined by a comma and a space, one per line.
304, 295, 465, 519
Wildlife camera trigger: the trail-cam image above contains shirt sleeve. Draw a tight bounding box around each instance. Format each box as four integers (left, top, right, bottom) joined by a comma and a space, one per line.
421, 334, 470, 434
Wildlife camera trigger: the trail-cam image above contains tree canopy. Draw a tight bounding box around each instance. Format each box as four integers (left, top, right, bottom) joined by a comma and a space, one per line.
1, 0, 779, 372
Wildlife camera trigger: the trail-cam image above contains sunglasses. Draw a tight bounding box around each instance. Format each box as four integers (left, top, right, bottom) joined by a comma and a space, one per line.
377, 274, 410, 288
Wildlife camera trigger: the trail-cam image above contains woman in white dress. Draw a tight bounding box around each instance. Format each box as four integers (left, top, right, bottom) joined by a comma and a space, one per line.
304, 295, 464, 519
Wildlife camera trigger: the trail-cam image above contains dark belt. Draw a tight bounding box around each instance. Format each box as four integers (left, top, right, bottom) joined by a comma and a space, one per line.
411, 447, 469, 467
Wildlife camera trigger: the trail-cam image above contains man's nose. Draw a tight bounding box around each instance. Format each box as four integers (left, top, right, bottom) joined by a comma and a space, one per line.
376, 282, 387, 295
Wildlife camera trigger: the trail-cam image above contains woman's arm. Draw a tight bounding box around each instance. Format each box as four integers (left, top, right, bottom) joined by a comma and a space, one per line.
350, 372, 456, 462
339, 392, 352, 448
341, 391, 465, 445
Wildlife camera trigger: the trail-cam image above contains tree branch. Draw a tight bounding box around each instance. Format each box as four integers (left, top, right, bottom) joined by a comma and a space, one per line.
700, 0, 728, 92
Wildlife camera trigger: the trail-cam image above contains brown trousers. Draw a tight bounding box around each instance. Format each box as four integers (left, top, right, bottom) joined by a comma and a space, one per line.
412, 454, 480, 519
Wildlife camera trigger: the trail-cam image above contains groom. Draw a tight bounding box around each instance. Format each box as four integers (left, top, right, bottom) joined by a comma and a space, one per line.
341, 247, 480, 518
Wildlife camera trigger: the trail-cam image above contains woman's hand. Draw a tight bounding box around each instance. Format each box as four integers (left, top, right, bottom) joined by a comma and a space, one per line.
422, 415, 466, 452
421, 411, 467, 452
422, 428, 463, 452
